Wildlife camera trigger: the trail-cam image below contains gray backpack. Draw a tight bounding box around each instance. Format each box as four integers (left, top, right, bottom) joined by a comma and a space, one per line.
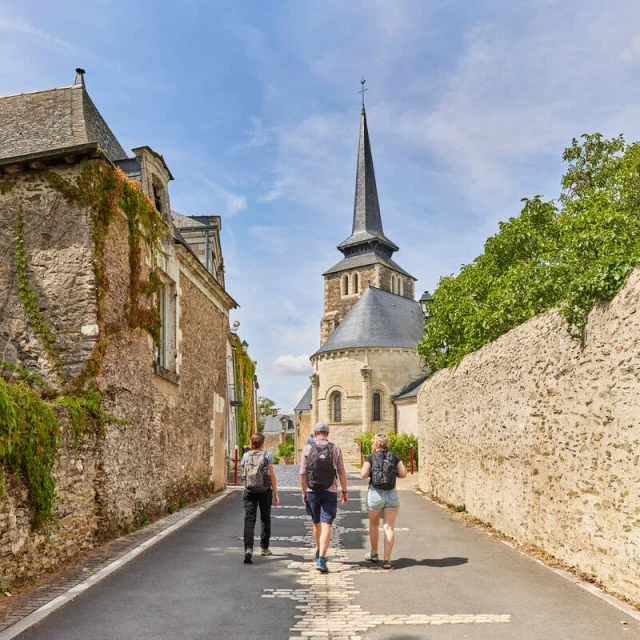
244, 451, 268, 493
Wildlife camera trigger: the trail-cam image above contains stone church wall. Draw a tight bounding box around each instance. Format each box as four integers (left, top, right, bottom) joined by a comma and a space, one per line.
0, 165, 229, 587
315, 347, 423, 462
418, 266, 640, 602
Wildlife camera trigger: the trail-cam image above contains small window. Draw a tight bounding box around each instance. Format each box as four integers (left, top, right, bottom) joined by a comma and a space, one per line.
156, 284, 168, 368
353, 273, 359, 293
331, 391, 342, 423
399, 278, 404, 296
373, 392, 382, 421
343, 274, 349, 296
152, 184, 163, 213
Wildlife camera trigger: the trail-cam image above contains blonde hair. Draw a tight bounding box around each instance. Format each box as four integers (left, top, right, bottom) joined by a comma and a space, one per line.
371, 433, 390, 451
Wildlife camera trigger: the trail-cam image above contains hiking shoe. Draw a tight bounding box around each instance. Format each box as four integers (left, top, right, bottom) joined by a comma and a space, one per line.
244, 549, 253, 564
316, 558, 328, 574
315, 548, 320, 560
364, 551, 379, 563
260, 548, 272, 557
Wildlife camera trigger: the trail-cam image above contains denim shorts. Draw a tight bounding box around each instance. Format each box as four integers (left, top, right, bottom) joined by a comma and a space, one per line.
366, 486, 400, 511
305, 490, 338, 524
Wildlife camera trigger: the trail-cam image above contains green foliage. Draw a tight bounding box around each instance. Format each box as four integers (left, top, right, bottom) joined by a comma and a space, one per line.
13, 218, 64, 383
235, 336, 257, 449
0, 377, 59, 527
257, 396, 278, 433
276, 440, 295, 460
354, 432, 419, 470
418, 134, 640, 369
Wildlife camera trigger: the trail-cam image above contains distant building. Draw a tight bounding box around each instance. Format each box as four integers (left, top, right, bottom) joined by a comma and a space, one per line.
305, 103, 425, 461
262, 411, 295, 457
294, 386, 313, 462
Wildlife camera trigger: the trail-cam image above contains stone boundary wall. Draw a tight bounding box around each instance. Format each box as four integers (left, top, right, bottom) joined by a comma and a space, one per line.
0, 416, 102, 587
418, 267, 640, 602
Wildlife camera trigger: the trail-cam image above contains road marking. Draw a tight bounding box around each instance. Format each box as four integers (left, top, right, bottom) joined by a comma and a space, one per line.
0, 490, 233, 640
263, 502, 511, 638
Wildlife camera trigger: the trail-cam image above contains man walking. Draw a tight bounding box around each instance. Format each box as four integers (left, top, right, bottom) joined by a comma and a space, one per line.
300, 422, 348, 573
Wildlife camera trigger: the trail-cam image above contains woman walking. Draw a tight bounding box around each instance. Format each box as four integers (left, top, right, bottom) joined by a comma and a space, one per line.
241, 432, 279, 564
360, 433, 407, 569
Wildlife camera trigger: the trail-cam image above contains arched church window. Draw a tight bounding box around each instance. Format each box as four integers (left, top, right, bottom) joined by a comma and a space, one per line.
373, 392, 382, 421
331, 391, 342, 423
343, 275, 349, 296
353, 273, 359, 293
399, 278, 404, 296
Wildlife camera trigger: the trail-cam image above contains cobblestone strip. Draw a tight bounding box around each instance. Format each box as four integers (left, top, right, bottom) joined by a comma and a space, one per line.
0, 491, 232, 637
262, 494, 511, 639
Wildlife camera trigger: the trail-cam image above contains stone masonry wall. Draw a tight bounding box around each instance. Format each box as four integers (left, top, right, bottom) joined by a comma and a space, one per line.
0, 164, 230, 586
418, 266, 640, 602
0, 416, 102, 587
0, 168, 98, 386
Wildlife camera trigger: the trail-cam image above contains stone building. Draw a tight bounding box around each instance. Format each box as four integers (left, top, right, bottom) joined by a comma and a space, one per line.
306, 105, 425, 461
0, 70, 246, 585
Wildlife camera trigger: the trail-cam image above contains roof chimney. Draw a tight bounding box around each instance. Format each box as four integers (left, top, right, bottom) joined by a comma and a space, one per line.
74, 68, 86, 87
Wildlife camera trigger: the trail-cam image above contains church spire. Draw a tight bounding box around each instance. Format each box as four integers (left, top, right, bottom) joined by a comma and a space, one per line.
337, 94, 399, 258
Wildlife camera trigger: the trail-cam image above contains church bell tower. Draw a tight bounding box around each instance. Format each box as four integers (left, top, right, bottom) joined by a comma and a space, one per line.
320, 98, 416, 345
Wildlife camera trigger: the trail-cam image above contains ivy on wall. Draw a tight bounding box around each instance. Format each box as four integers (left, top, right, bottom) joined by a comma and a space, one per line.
0, 160, 166, 527
234, 335, 256, 450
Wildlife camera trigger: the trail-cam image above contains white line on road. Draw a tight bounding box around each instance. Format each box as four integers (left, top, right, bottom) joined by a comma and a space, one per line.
0, 490, 233, 640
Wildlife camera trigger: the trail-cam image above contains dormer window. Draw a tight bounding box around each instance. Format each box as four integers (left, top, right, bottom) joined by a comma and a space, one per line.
152, 183, 163, 214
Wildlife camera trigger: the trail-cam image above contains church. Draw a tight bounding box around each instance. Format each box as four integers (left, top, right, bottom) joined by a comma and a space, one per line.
299, 102, 426, 462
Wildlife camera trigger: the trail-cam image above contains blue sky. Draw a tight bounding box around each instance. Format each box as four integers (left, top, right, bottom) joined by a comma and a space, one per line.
3, 1, 640, 411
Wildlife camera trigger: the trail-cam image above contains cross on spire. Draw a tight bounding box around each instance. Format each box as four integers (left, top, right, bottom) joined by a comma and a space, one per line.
359, 77, 368, 106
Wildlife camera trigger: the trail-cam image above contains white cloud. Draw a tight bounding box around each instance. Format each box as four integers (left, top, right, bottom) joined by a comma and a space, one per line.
200, 177, 247, 216
272, 354, 312, 375
0, 17, 77, 54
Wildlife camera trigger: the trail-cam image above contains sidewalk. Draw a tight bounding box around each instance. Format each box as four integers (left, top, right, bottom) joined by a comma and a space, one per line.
0, 467, 638, 639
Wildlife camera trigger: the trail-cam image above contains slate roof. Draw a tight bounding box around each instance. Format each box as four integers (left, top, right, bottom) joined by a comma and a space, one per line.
323, 251, 416, 279
313, 286, 424, 356
0, 76, 127, 163
337, 106, 398, 256
294, 386, 313, 413
393, 374, 429, 401
263, 414, 295, 433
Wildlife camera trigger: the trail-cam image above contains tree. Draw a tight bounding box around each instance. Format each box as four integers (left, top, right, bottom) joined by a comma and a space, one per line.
257, 396, 278, 433
418, 133, 640, 370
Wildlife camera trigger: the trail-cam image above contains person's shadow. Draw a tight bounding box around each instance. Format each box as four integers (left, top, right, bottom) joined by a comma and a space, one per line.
384, 557, 468, 569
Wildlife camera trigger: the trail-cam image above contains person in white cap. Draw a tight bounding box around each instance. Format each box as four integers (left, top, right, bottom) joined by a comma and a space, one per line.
299, 422, 348, 573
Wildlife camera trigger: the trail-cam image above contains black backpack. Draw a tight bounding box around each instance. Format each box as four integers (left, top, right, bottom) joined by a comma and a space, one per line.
306, 442, 336, 491
370, 450, 398, 490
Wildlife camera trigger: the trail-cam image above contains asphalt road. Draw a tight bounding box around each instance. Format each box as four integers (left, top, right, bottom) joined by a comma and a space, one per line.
13, 468, 640, 639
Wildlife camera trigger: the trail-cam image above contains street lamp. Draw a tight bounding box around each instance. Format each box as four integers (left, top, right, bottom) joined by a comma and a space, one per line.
419, 290, 433, 320
241, 340, 248, 354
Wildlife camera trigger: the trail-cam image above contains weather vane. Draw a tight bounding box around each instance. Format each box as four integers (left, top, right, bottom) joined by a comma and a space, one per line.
359, 77, 368, 106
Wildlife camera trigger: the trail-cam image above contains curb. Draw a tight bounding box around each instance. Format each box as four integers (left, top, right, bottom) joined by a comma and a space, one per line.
0, 490, 233, 640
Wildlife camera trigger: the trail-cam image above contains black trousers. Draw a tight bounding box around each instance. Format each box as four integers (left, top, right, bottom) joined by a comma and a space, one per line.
243, 489, 272, 551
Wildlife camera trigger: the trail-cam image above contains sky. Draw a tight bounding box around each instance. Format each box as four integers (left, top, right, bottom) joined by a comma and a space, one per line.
2, 0, 640, 411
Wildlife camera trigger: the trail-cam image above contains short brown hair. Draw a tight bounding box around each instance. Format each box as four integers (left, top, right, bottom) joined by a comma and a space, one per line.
251, 432, 265, 449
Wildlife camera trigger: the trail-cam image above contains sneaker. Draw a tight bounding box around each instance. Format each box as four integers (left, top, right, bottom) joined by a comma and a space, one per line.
315, 548, 320, 560
316, 558, 328, 574
364, 551, 379, 563
260, 548, 272, 557
244, 549, 253, 564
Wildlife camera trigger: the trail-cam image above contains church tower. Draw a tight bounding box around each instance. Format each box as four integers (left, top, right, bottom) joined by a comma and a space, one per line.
320, 104, 416, 345
307, 96, 425, 463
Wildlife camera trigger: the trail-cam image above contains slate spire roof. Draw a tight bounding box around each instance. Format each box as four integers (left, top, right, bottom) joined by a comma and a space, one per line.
337, 105, 399, 257
313, 286, 423, 356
